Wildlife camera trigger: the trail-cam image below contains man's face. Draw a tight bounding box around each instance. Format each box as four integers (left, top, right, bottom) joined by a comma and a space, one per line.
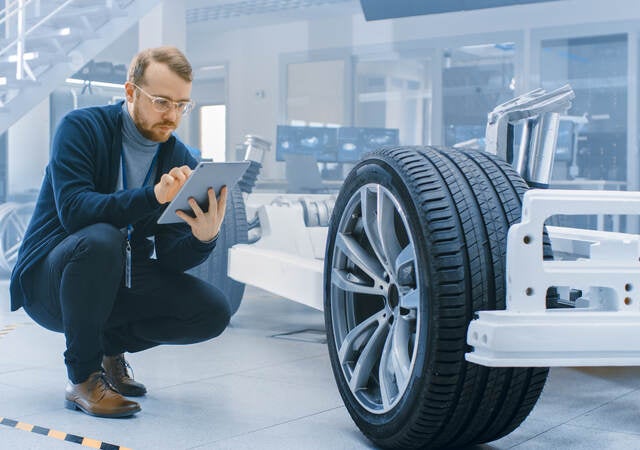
125, 61, 192, 142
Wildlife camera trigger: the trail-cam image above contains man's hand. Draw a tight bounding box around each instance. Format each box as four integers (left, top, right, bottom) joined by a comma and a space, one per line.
175, 185, 228, 242
154, 165, 192, 204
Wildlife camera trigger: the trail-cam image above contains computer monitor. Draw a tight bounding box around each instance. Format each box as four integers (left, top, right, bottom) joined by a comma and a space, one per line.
337, 127, 399, 162
275, 125, 338, 162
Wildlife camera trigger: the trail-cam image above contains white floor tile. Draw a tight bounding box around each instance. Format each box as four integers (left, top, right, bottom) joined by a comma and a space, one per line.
3, 282, 640, 449
509, 423, 640, 449
190, 407, 375, 450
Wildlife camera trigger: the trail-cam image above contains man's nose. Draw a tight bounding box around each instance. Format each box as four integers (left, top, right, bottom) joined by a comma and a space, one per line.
162, 106, 179, 122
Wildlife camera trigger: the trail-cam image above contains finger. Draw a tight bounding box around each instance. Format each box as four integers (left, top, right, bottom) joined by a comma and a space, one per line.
161, 173, 175, 187
180, 165, 193, 177
214, 186, 227, 226
169, 166, 187, 181
218, 185, 228, 212
173, 169, 187, 184
207, 187, 217, 215
188, 197, 205, 218
175, 209, 195, 226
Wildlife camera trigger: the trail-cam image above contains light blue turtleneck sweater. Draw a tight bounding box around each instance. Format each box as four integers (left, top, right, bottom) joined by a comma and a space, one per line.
117, 102, 160, 192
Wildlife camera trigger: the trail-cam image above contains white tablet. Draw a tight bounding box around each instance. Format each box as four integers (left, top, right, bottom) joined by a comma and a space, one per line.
157, 161, 251, 225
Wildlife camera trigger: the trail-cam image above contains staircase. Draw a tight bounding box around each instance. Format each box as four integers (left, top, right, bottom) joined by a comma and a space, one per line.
0, 0, 163, 135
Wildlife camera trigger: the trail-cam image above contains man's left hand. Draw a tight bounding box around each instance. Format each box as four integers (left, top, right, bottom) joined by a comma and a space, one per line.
175, 186, 228, 242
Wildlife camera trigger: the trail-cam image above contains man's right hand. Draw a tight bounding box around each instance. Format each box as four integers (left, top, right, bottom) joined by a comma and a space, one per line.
154, 165, 192, 204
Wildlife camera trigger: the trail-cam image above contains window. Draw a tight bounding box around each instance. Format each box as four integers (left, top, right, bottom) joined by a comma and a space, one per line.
200, 104, 227, 162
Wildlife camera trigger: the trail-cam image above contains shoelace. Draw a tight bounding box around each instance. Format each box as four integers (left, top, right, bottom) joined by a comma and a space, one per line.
90, 372, 118, 398
114, 355, 136, 381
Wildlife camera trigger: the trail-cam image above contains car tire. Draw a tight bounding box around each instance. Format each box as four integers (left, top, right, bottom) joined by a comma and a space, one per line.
324, 146, 549, 449
189, 185, 248, 315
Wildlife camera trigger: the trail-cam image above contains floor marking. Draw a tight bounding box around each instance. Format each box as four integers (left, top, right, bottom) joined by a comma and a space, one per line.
0, 417, 131, 449
0, 324, 19, 338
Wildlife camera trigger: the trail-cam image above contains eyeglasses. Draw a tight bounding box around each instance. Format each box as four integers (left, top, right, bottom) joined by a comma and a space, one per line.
132, 83, 194, 116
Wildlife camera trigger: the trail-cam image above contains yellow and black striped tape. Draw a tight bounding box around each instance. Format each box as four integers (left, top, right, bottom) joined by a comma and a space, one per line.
0, 324, 18, 338
0, 417, 131, 449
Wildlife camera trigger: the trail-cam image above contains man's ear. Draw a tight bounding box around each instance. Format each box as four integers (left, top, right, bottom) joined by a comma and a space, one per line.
124, 82, 136, 102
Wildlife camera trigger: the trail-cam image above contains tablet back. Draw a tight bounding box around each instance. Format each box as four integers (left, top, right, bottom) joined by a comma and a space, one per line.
157, 161, 250, 224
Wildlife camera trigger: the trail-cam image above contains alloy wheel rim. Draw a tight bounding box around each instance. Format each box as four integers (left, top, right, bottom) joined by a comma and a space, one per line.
330, 183, 421, 414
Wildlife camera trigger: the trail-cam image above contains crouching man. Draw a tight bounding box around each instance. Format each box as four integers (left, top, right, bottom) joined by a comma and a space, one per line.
10, 46, 231, 418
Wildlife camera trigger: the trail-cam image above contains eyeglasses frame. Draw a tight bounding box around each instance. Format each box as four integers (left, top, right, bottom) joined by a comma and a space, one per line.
131, 83, 195, 116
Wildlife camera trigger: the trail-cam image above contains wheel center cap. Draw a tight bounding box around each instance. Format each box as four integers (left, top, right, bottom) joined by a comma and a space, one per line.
388, 283, 400, 309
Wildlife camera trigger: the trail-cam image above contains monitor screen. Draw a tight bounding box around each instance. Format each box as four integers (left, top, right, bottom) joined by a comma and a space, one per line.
275, 125, 338, 162
337, 127, 399, 162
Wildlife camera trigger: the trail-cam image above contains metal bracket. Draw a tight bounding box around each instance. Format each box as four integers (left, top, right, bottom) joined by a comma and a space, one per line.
485, 84, 575, 186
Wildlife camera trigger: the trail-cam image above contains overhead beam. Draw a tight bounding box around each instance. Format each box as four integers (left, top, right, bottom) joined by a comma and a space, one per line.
360, 0, 562, 21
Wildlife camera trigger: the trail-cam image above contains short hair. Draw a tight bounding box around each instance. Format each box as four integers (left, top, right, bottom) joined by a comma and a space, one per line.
127, 46, 193, 85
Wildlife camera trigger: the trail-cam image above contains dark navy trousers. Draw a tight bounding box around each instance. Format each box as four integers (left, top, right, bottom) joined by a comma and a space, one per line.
21, 223, 231, 384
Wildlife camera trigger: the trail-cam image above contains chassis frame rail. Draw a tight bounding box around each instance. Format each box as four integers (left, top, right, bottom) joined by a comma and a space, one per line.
466, 189, 640, 367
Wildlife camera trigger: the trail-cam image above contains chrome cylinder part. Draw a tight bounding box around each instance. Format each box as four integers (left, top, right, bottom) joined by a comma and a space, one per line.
526, 112, 560, 186
516, 118, 532, 178
243, 135, 271, 163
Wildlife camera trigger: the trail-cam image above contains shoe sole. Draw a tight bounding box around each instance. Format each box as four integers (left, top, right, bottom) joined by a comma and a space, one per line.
64, 399, 141, 418
117, 388, 147, 397
104, 375, 147, 397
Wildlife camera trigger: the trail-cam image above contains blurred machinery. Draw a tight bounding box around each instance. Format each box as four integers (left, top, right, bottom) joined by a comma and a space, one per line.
553, 114, 626, 182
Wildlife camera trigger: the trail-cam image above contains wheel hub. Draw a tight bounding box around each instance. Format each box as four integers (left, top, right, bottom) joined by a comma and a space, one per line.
388, 283, 400, 309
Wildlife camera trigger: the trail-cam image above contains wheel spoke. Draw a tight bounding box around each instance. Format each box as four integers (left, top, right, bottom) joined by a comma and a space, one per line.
395, 244, 416, 284
5, 241, 20, 261
400, 288, 420, 309
332, 268, 385, 296
390, 315, 411, 388
377, 191, 403, 278
335, 232, 385, 282
360, 187, 392, 274
338, 309, 387, 367
349, 317, 390, 392
7, 212, 27, 233
378, 326, 396, 410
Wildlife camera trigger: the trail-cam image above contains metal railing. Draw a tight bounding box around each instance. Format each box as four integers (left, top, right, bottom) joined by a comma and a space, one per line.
1, 0, 77, 81
0, 0, 133, 84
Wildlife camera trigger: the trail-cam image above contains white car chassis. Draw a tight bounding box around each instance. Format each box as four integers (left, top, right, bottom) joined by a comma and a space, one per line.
228, 193, 328, 311
228, 188, 640, 369
229, 84, 640, 372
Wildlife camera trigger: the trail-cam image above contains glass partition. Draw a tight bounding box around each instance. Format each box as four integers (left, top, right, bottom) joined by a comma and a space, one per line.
541, 34, 628, 231
442, 42, 516, 147
542, 34, 628, 186
354, 58, 433, 145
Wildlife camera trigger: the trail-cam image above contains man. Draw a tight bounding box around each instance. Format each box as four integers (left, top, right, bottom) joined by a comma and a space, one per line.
9, 46, 231, 418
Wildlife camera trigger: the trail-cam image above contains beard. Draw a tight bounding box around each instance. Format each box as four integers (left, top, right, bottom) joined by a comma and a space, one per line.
130, 102, 177, 142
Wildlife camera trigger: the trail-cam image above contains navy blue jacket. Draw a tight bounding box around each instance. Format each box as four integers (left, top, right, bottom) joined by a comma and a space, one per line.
9, 102, 216, 311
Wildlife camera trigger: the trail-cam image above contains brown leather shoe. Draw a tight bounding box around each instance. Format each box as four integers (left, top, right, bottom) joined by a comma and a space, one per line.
102, 354, 147, 397
65, 371, 140, 418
